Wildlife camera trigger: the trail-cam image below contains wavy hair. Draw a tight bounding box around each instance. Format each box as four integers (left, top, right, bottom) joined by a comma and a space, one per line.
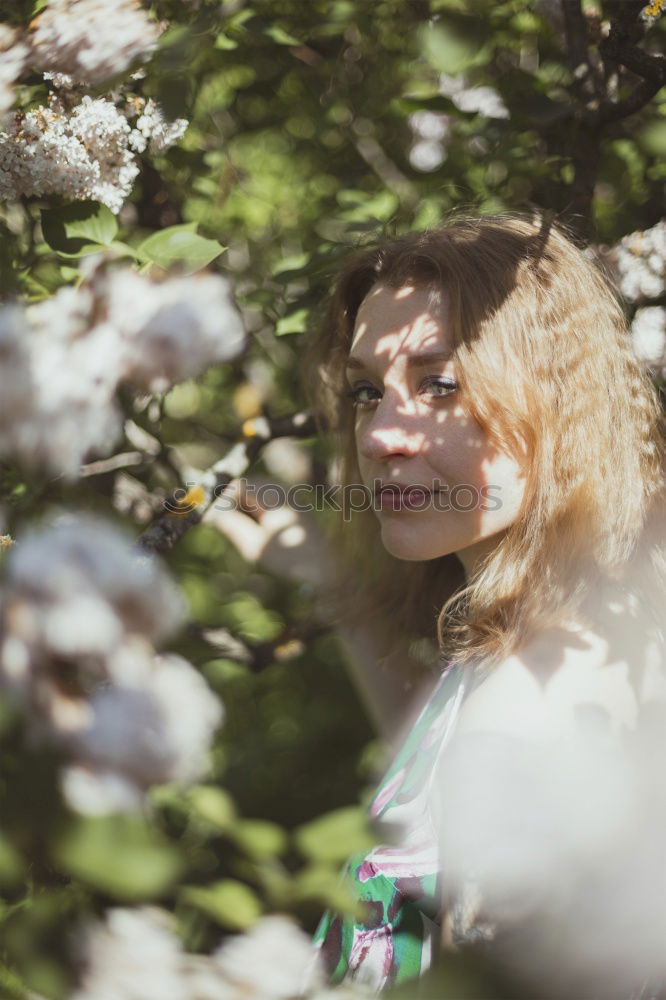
302, 209, 666, 674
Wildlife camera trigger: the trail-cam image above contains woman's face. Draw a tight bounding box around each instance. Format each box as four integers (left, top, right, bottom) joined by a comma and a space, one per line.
346, 282, 527, 576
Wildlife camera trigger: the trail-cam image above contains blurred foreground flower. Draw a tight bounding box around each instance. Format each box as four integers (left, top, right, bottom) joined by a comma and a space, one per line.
0, 515, 223, 814
28, 0, 162, 87
434, 605, 666, 999
0, 267, 245, 477
606, 218, 666, 304
71, 909, 331, 1000
631, 305, 666, 367
0, 24, 29, 122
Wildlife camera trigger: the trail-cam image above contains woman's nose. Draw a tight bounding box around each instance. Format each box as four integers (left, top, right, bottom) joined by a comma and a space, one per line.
356, 403, 423, 462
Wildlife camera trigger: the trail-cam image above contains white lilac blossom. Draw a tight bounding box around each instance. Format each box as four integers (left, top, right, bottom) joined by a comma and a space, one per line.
0, 268, 245, 477
71, 907, 187, 1000
0, 95, 140, 213
607, 218, 666, 303
29, 0, 162, 87
433, 593, 666, 998
439, 73, 509, 118
0, 290, 123, 477
408, 110, 450, 172
129, 98, 188, 155
631, 305, 666, 364
0, 91, 188, 213
72, 909, 328, 1000
0, 24, 29, 122
99, 267, 247, 393
0, 516, 223, 814
70, 650, 223, 788
211, 915, 325, 999
0, 516, 185, 712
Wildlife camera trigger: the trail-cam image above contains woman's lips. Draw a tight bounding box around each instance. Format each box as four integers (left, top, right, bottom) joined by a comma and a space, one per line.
374, 486, 433, 511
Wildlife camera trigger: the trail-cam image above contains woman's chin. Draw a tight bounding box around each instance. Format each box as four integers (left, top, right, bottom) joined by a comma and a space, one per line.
380, 527, 456, 563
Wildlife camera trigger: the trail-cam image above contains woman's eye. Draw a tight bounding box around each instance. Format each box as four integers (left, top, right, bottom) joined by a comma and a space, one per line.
345, 377, 458, 408
420, 377, 458, 398
345, 384, 381, 407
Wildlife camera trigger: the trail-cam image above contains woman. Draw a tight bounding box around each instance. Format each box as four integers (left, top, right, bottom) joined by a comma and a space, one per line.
299, 210, 666, 995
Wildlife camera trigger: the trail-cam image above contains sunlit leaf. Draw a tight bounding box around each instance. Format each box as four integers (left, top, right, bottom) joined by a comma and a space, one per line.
276, 308, 309, 335
294, 806, 376, 865
182, 879, 262, 929
136, 224, 225, 274
41, 202, 118, 255
54, 816, 183, 900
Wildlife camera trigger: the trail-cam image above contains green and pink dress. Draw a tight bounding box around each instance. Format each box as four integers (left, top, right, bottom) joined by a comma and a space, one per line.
312, 662, 471, 991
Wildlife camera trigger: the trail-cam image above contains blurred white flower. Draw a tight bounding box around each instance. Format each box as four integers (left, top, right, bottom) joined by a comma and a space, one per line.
0, 24, 29, 122
29, 0, 162, 86
72, 651, 223, 787
606, 219, 666, 304
61, 763, 144, 815
409, 139, 446, 172
0, 516, 222, 813
0, 268, 245, 476
212, 915, 325, 999
408, 110, 450, 142
101, 268, 247, 393
434, 599, 666, 998
631, 306, 666, 363
407, 110, 449, 173
72, 907, 187, 1000
6, 515, 183, 640
439, 74, 509, 118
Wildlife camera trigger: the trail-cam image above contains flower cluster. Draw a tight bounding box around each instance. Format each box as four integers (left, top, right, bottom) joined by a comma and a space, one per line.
0, 91, 186, 213
439, 73, 510, 119
0, 24, 29, 123
129, 97, 189, 155
631, 305, 666, 367
408, 75, 508, 172
0, 267, 245, 477
408, 110, 450, 172
28, 0, 162, 87
71, 908, 372, 1000
606, 217, 666, 303
0, 515, 223, 814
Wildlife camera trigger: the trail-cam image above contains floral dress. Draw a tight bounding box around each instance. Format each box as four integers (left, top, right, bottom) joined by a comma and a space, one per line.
311, 661, 472, 992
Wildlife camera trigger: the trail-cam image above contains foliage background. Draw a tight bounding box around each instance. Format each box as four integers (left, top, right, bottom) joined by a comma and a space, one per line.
0, 0, 664, 996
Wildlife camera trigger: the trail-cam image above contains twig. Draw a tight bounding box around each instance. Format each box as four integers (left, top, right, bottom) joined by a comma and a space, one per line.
135, 410, 323, 555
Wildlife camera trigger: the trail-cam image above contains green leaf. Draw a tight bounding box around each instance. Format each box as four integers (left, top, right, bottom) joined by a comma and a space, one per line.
188, 785, 237, 832
292, 863, 361, 915
419, 23, 490, 74
276, 308, 309, 336
265, 25, 301, 45
215, 33, 239, 50
41, 202, 118, 255
136, 224, 225, 274
53, 815, 183, 901
181, 879, 262, 929
293, 806, 376, 865
230, 819, 288, 860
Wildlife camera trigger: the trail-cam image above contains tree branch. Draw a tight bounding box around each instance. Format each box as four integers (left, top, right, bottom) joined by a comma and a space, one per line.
134, 410, 323, 555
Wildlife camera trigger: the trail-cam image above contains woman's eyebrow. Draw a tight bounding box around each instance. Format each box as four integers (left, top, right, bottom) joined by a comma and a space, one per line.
345, 350, 453, 371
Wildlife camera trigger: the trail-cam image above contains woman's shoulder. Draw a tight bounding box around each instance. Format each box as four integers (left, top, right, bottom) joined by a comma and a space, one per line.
455, 610, 666, 744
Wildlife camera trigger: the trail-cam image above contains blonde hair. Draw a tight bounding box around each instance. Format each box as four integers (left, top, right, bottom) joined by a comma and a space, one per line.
302, 209, 666, 673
